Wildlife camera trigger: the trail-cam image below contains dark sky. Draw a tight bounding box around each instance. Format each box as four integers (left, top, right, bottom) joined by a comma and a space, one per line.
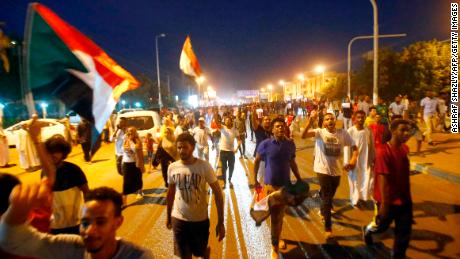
1, 0, 450, 99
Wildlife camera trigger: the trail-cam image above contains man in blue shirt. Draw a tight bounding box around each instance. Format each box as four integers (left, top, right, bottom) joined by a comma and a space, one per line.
254, 117, 302, 259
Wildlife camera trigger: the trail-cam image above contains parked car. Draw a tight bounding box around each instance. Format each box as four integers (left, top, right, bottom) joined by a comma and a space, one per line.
117, 108, 143, 115
5, 118, 67, 147
115, 110, 161, 140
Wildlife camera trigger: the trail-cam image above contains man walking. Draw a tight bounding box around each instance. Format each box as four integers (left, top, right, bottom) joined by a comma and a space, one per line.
345, 111, 375, 208
420, 91, 438, 145
363, 119, 413, 259
358, 95, 371, 116
389, 95, 405, 117
112, 117, 127, 175
77, 118, 92, 163
254, 118, 302, 259
166, 133, 225, 259
219, 116, 241, 188
342, 96, 353, 130
192, 117, 212, 162
302, 111, 358, 238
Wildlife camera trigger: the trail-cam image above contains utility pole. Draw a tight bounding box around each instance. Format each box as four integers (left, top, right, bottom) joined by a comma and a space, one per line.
370, 0, 379, 105
167, 75, 171, 106
155, 33, 166, 109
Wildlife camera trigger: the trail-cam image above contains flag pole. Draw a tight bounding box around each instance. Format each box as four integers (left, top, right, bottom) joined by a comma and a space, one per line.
23, 3, 37, 116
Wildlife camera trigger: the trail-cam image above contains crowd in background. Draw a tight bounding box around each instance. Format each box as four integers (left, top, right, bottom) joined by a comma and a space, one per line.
0, 90, 452, 259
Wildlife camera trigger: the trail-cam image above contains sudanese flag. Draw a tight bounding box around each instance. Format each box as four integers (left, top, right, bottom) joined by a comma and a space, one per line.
24, 3, 140, 156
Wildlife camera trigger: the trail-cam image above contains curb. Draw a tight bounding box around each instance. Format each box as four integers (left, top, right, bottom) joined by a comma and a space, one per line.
411, 162, 460, 185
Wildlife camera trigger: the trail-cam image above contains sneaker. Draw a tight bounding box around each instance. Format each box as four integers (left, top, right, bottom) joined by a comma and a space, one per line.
362, 226, 373, 245
136, 192, 144, 200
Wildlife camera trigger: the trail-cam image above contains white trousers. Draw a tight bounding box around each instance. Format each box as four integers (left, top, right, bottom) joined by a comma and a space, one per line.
348, 166, 373, 205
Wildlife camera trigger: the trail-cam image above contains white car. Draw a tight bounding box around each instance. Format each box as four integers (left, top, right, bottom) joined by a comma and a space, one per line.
5, 119, 67, 147
115, 110, 162, 141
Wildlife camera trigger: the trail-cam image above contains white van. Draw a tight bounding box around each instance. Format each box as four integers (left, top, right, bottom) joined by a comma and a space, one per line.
115, 110, 162, 141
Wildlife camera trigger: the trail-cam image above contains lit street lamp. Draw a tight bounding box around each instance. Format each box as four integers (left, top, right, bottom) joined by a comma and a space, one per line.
279, 80, 285, 101
314, 65, 325, 96
121, 100, 126, 109
155, 33, 166, 109
196, 76, 206, 104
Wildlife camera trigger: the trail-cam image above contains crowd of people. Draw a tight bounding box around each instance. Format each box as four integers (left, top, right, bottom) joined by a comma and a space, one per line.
0, 90, 452, 259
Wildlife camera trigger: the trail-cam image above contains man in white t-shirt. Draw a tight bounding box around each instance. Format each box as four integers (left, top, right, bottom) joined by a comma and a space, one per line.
111, 117, 126, 175
302, 111, 358, 238
420, 91, 438, 145
256, 106, 264, 119
358, 96, 371, 116
389, 95, 405, 117
192, 117, 212, 162
166, 133, 225, 259
218, 116, 241, 188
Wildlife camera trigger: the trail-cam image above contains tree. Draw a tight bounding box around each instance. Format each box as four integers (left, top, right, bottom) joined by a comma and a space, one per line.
398, 40, 450, 100
352, 39, 450, 101
322, 72, 347, 100
353, 47, 400, 100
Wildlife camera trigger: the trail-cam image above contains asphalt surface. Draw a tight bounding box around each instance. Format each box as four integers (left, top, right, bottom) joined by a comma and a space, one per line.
3, 136, 460, 259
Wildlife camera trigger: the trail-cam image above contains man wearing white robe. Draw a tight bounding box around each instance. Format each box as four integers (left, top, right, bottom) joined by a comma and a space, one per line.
345, 110, 375, 207
15, 124, 41, 171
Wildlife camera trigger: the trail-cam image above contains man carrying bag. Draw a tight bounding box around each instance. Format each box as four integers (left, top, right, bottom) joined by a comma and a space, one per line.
253, 118, 304, 259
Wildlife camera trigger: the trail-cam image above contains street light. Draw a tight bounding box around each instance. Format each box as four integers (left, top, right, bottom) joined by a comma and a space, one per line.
121, 100, 126, 109
314, 65, 325, 96
40, 102, 48, 119
279, 80, 286, 101
134, 102, 141, 108
155, 33, 166, 109
196, 76, 206, 104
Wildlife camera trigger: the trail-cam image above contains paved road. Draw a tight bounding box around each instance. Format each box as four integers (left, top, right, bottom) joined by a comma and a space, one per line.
4, 136, 460, 258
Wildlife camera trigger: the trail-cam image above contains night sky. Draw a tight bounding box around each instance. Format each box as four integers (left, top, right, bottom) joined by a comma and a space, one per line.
1, 0, 450, 99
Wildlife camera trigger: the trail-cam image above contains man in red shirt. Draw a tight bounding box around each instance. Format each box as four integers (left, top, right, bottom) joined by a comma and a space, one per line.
363, 119, 413, 259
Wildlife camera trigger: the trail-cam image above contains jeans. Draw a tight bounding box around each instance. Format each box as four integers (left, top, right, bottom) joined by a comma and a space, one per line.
81, 142, 91, 162
160, 150, 175, 187
317, 173, 341, 231
220, 150, 235, 184
364, 203, 413, 259
238, 133, 246, 156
